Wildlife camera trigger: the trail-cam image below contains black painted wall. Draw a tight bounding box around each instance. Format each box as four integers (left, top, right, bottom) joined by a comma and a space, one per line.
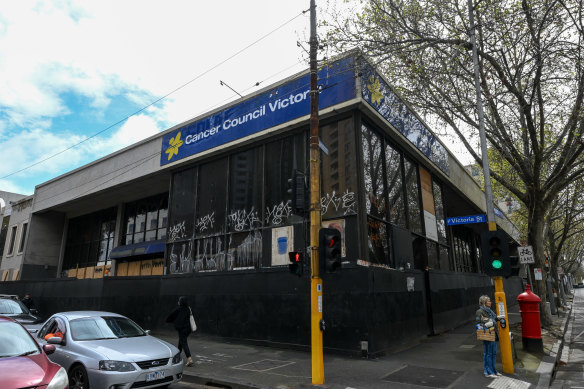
0, 268, 523, 356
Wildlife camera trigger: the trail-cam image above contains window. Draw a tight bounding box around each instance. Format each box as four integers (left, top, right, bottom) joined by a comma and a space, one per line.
7, 225, 17, 256
385, 143, 406, 228
168, 168, 196, 242
123, 194, 168, 245
321, 118, 357, 218
264, 133, 305, 226
18, 222, 28, 253
404, 158, 423, 234
361, 125, 386, 219
63, 207, 117, 270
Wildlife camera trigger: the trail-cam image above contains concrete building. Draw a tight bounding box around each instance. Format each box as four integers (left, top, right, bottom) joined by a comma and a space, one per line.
0, 191, 29, 281
0, 52, 522, 355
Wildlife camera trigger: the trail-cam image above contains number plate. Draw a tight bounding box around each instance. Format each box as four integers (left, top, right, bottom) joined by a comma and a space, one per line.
146, 370, 166, 382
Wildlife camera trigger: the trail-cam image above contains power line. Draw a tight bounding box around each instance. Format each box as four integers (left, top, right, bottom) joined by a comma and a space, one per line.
0, 10, 308, 181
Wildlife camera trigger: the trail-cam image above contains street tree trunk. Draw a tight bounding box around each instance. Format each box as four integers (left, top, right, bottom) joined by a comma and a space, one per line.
528, 201, 553, 326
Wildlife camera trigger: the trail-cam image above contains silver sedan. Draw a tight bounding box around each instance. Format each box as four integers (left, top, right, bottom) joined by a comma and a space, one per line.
34, 311, 184, 389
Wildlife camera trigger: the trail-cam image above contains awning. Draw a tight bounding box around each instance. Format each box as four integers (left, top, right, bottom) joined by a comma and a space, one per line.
109, 240, 166, 259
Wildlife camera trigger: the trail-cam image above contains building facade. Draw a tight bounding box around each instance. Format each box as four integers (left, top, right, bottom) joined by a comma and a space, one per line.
0, 53, 522, 355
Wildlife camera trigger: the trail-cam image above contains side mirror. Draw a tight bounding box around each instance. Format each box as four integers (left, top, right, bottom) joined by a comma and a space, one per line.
43, 344, 56, 355
47, 336, 63, 345
145, 330, 151, 335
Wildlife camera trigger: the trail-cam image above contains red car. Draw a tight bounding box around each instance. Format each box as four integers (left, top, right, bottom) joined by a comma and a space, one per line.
0, 316, 68, 389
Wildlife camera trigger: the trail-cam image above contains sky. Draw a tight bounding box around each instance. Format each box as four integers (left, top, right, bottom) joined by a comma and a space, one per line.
0, 0, 326, 195
0, 0, 470, 197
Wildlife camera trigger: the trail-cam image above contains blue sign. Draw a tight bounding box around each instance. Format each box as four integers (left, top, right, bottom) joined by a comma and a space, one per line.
360, 63, 450, 176
446, 214, 486, 226
161, 57, 356, 166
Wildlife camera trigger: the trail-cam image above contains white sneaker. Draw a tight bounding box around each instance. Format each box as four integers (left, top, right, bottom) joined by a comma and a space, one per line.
486, 374, 497, 378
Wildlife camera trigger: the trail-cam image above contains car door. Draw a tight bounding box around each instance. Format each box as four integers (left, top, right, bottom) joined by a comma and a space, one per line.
37, 316, 72, 370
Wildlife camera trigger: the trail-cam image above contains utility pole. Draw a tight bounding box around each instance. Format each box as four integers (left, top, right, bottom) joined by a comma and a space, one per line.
467, 0, 514, 374
308, 0, 324, 384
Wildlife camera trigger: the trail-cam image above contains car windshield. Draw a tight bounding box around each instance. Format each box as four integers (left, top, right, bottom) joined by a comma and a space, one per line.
70, 316, 146, 340
0, 299, 29, 315
0, 322, 40, 358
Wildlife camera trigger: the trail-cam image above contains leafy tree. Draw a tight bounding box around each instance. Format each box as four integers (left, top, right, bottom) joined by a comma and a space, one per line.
322, 0, 584, 325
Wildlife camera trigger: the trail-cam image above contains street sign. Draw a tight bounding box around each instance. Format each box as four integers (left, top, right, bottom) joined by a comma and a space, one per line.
446, 214, 486, 226
534, 268, 542, 280
518, 246, 535, 264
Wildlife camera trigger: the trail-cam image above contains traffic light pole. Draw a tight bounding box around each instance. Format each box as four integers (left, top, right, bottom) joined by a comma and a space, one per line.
468, 0, 513, 374
308, 0, 324, 384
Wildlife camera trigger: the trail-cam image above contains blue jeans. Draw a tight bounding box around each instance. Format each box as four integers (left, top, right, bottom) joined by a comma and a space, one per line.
483, 340, 498, 375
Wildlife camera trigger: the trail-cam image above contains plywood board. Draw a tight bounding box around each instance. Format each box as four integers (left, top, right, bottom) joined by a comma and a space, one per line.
419, 166, 435, 215
93, 266, 105, 278
104, 264, 112, 276
140, 260, 152, 276
76, 267, 86, 279
11, 269, 19, 281
151, 259, 164, 275
1, 270, 9, 282
84, 266, 95, 279
117, 262, 128, 277
68, 268, 77, 278
127, 261, 141, 276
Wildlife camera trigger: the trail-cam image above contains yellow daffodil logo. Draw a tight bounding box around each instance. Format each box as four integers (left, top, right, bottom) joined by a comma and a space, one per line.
165, 131, 183, 160
367, 75, 384, 106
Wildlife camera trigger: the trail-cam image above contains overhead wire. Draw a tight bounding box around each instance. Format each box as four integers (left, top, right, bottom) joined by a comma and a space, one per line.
0, 9, 309, 181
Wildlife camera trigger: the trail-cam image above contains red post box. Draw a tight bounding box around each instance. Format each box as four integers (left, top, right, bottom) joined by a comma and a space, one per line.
517, 284, 543, 353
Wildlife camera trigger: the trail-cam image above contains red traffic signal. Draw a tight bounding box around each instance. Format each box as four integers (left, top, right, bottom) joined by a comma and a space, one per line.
319, 227, 342, 273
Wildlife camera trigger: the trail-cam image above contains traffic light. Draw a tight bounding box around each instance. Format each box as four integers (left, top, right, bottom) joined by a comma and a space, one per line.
319, 227, 342, 273
287, 170, 307, 214
288, 251, 304, 277
480, 230, 511, 277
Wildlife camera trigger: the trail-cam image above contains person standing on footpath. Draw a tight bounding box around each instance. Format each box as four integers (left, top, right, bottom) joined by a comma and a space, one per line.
476, 295, 503, 378
166, 296, 194, 366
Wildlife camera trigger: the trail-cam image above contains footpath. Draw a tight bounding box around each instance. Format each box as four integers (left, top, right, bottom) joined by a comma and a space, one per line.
550, 288, 584, 388
154, 290, 577, 389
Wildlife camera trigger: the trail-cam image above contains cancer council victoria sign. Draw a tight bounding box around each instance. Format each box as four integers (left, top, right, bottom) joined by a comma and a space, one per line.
160, 57, 356, 166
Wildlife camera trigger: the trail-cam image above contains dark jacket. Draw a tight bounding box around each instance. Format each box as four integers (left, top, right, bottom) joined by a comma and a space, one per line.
21, 297, 34, 310
166, 296, 192, 331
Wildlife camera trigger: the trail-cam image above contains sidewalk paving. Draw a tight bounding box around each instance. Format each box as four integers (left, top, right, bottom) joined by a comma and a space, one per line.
155, 295, 573, 389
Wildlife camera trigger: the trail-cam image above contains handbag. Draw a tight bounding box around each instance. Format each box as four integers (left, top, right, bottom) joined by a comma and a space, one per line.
476, 324, 495, 341
188, 307, 197, 332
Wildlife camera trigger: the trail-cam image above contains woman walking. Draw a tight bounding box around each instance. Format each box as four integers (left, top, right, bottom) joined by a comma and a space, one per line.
166, 296, 194, 366
476, 295, 502, 378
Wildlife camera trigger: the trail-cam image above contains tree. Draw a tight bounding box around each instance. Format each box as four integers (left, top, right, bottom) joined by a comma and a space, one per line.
322, 0, 584, 325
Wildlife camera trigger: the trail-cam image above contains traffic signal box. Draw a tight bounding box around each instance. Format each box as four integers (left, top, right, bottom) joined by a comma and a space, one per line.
319, 227, 342, 273
480, 230, 511, 277
287, 170, 308, 214
288, 252, 304, 277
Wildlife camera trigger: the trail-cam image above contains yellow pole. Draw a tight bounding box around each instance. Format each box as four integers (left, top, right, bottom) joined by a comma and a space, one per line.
494, 277, 514, 374
308, 0, 324, 384
489, 222, 513, 374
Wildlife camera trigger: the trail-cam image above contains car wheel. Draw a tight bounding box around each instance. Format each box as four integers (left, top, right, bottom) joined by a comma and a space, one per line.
69, 365, 89, 389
